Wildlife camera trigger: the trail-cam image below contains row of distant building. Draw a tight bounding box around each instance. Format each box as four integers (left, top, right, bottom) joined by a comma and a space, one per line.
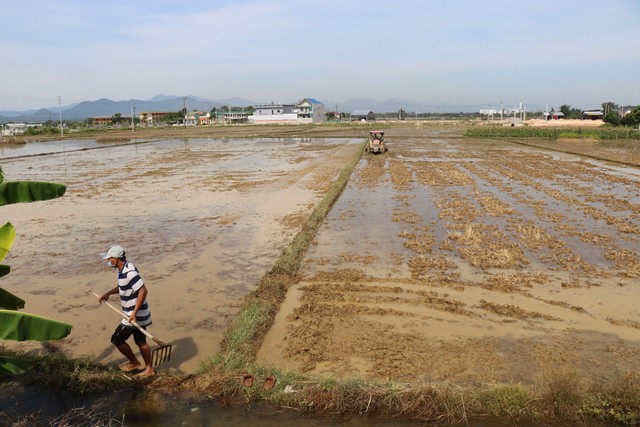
480, 105, 637, 121
91, 98, 376, 128
2, 98, 368, 136
108, 98, 333, 127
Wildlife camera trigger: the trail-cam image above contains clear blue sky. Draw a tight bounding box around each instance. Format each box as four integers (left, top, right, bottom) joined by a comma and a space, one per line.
1, 0, 639, 112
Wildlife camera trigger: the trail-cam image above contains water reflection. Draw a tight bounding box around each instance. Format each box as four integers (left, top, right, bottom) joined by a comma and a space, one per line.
0, 385, 437, 426
0, 385, 566, 426
0, 139, 97, 158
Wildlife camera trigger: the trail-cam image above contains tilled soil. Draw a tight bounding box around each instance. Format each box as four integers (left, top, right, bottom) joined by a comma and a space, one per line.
1, 136, 361, 373
257, 131, 640, 385
3, 123, 640, 383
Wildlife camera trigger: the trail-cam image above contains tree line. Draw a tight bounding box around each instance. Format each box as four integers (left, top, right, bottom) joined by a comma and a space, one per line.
555, 102, 640, 126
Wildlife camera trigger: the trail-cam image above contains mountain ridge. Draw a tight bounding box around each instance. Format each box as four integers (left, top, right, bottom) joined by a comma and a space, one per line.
0, 96, 488, 122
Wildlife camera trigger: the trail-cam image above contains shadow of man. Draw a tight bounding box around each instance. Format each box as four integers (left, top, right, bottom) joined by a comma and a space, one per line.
95, 336, 198, 374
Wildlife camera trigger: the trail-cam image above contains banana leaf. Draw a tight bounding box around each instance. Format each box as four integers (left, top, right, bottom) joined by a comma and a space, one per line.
0, 288, 24, 310
0, 310, 72, 341
0, 181, 67, 206
0, 355, 33, 376
0, 222, 15, 262
0, 264, 9, 278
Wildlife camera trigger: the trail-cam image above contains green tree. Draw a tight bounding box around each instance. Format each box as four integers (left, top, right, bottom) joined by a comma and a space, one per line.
602, 101, 618, 115
155, 112, 181, 124
603, 111, 620, 125
0, 167, 71, 375
602, 101, 620, 125
112, 113, 123, 124
560, 104, 582, 119
559, 104, 571, 117
621, 106, 640, 127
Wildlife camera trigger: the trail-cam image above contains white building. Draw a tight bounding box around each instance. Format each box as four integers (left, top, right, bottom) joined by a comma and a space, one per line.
248, 99, 325, 124
297, 98, 326, 123
249, 103, 298, 124
184, 111, 211, 126
1, 123, 27, 136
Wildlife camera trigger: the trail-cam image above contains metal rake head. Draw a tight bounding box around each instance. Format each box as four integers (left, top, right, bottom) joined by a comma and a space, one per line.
151, 344, 172, 367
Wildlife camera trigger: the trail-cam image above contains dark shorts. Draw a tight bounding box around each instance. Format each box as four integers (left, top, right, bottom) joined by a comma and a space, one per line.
111, 323, 147, 346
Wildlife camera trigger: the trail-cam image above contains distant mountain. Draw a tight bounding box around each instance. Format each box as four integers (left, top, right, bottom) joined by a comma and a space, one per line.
60, 97, 223, 120
336, 98, 379, 112
0, 109, 41, 118
334, 98, 481, 114
0, 96, 261, 122
0, 108, 56, 123
217, 97, 255, 107
149, 94, 176, 102
32, 108, 56, 120
0, 95, 487, 123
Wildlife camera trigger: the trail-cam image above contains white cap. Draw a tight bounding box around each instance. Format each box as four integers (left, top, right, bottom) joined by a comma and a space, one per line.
101, 244, 125, 259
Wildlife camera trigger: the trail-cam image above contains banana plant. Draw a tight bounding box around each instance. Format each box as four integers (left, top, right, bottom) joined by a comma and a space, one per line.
0, 167, 72, 375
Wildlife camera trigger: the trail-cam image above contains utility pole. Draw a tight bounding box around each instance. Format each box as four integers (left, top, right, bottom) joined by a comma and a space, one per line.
500, 101, 503, 120
545, 101, 549, 121
131, 100, 135, 133
57, 96, 63, 137
182, 97, 187, 127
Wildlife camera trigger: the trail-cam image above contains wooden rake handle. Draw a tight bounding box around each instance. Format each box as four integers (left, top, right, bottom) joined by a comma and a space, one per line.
92, 292, 165, 346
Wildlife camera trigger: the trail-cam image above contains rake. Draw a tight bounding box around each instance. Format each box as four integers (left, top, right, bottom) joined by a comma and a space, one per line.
92, 293, 172, 367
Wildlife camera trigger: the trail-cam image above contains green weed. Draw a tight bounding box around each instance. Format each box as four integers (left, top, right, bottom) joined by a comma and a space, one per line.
580, 373, 640, 425
465, 126, 640, 140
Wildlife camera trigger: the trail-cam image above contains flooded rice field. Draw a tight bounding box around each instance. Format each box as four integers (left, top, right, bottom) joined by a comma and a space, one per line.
3, 130, 640, 388
258, 135, 640, 385
1, 136, 361, 373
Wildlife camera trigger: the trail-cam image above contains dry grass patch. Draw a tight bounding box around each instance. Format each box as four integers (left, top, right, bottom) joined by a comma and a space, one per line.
479, 300, 560, 321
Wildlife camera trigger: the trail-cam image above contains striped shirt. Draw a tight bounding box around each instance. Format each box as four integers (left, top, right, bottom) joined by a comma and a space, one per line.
117, 261, 152, 327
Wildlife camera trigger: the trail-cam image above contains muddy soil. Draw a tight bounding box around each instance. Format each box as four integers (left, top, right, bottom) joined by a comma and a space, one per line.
1, 136, 361, 373
257, 132, 640, 385
3, 123, 640, 385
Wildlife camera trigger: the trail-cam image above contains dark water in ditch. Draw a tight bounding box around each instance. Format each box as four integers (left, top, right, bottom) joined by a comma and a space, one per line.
0, 386, 439, 426
1, 385, 582, 426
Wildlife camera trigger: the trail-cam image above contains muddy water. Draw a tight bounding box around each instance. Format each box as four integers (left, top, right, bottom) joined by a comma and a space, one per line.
1, 384, 529, 427
0, 136, 361, 373
0, 138, 107, 157
258, 132, 640, 384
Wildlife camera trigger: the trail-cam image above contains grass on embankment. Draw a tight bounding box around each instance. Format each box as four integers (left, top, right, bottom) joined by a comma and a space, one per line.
5, 344, 640, 425
465, 125, 640, 140
0, 346, 131, 394
200, 140, 367, 372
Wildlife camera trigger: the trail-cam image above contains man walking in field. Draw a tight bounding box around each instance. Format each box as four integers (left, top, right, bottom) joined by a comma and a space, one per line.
98, 244, 155, 377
